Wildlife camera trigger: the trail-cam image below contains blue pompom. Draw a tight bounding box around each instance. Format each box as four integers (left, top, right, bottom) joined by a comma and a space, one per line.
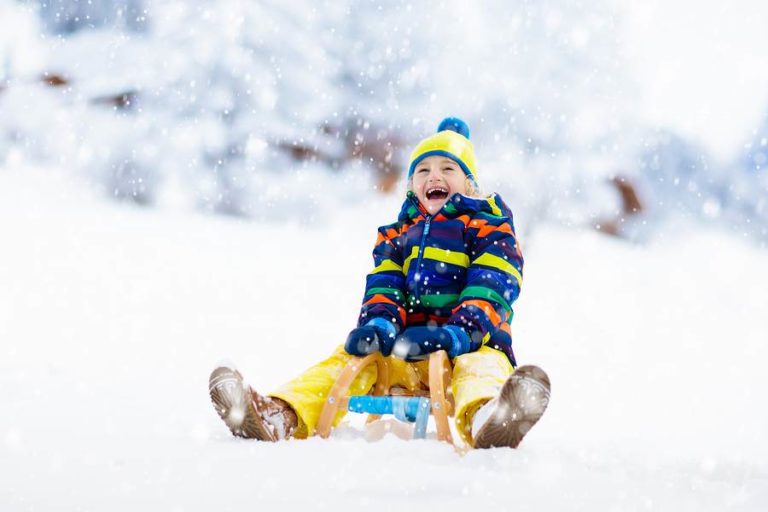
437, 117, 470, 139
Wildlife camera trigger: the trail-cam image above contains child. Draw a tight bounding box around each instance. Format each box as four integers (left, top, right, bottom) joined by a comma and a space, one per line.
209, 117, 550, 449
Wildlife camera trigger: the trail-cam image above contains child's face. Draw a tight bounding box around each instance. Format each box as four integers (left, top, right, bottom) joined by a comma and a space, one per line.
411, 155, 468, 214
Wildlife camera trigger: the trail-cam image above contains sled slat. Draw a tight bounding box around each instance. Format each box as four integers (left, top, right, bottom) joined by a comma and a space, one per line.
316, 353, 389, 438
429, 351, 454, 444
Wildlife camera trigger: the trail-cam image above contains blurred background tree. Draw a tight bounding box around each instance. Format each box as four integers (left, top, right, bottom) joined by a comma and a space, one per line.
1, 0, 766, 242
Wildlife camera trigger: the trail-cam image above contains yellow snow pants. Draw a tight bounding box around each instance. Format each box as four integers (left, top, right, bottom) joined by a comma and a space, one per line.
270, 345, 513, 446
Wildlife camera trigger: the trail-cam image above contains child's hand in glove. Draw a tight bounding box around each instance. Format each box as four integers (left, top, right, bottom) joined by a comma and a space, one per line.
344, 318, 398, 356
391, 325, 470, 361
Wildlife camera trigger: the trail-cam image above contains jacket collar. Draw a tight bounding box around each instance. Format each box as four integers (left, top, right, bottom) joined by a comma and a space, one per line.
398, 191, 513, 222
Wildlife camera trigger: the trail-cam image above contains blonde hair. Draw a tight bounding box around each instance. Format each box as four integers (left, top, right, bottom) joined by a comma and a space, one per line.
464, 177, 483, 198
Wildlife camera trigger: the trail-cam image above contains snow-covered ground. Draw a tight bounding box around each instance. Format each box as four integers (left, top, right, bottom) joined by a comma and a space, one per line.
1, 167, 767, 511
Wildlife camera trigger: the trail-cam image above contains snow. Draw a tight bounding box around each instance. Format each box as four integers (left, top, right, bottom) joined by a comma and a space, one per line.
1, 167, 766, 511
2, 0, 768, 508
3, 1, 768, 238
624, 0, 768, 160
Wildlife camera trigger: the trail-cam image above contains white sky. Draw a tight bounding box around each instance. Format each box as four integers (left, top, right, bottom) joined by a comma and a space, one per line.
623, 1, 768, 160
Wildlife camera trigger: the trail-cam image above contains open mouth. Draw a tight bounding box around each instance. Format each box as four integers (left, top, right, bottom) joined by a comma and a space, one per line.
425, 186, 449, 200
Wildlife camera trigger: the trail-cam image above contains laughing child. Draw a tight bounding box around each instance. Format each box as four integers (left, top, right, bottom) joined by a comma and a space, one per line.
209, 117, 550, 449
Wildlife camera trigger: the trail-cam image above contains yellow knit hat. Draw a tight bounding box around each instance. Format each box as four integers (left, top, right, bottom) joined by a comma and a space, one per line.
408, 117, 478, 184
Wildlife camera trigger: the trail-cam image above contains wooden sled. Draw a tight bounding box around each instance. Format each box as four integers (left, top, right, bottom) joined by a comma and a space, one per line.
315, 350, 455, 445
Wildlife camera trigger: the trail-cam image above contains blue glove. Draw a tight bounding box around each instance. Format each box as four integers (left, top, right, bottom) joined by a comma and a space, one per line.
391, 325, 470, 361
344, 318, 398, 357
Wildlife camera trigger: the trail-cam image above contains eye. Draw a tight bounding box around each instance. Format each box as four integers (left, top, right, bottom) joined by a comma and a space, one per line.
416, 167, 429, 174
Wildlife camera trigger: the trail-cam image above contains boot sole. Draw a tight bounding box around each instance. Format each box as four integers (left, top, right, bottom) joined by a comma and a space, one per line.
473, 365, 551, 449
209, 368, 277, 441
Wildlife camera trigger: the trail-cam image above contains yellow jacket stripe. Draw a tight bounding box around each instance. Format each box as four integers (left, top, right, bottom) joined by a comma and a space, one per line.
370, 259, 403, 274
403, 246, 470, 275
486, 196, 503, 217
472, 253, 523, 286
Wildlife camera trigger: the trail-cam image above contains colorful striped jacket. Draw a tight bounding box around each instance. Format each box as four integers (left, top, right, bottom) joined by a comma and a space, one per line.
358, 191, 523, 365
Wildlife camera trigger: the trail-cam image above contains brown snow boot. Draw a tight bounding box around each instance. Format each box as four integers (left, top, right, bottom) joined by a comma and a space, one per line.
209, 366, 298, 441
472, 365, 551, 449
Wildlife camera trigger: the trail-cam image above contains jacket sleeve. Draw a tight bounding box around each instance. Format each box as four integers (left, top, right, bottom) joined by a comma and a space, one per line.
447, 214, 523, 354
357, 225, 408, 332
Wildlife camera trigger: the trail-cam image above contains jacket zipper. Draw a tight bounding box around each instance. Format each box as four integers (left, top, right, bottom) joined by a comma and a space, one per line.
413, 214, 432, 302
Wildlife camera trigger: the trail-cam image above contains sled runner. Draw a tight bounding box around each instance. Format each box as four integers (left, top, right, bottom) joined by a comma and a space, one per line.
315, 350, 455, 445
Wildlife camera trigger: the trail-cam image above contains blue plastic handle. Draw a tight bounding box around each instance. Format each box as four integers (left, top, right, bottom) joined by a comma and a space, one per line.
347, 395, 431, 428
